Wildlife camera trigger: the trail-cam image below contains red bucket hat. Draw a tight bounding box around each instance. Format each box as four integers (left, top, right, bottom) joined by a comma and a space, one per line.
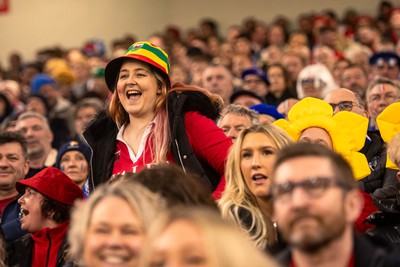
105, 41, 170, 92
16, 167, 82, 206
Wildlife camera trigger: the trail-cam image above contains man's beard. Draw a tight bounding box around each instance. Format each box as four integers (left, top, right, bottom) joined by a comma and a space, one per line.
28, 148, 45, 161
281, 209, 346, 254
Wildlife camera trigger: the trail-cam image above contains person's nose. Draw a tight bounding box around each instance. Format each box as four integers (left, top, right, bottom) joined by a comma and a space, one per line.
0, 157, 8, 167
332, 105, 341, 114
226, 128, 237, 140
290, 186, 311, 209
377, 95, 388, 106
126, 74, 137, 85
17, 194, 26, 205
24, 128, 34, 137
106, 230, 125, 247
251, 152, 261, 169
65, 159, 77, 168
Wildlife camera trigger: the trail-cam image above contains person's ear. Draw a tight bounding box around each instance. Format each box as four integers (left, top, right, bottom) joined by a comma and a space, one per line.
344, 189, 364, 223
362, 108, 369, 118
22, 160, 30, 176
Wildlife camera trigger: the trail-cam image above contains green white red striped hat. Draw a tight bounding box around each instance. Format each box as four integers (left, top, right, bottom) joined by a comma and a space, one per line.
105, 41, 170, 92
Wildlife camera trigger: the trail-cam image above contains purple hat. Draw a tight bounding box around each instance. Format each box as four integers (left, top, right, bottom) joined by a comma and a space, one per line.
55, 140, 91, 169
241, 68, 270, 86
369, 51, 400, 67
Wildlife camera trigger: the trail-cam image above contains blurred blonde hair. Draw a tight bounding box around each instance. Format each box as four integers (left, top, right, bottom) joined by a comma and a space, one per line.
140, 206, 279, 267
68, 180, 165, 264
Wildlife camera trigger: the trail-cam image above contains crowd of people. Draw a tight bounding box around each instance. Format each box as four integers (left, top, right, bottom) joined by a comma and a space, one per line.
1, 1, 400, 266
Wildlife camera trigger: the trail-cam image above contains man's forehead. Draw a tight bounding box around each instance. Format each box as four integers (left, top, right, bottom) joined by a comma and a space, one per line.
370, 83, 397, 94
17, 117, 43, 127
325, 89, 357, 103
0, 142, 23, 150
221, 113, 251, 125
274, 156, 333, 181
343, 67, 363, 76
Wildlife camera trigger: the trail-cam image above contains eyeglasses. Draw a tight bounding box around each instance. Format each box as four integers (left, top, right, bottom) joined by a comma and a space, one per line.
329, 101, 357, 112
368, 92, 398, 103
269, 177, 351, 203
300, 78, 315, 85
244, 79, 265, 85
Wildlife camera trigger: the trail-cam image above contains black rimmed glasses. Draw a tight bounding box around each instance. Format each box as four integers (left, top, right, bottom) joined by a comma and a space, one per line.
329, 101, 357, 112
269, 177, 352, 203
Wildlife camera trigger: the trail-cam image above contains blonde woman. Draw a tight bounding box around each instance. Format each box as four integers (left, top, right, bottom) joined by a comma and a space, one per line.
219, 124, 293, 249
140, 206, 279, 267
67, 179, 165, 267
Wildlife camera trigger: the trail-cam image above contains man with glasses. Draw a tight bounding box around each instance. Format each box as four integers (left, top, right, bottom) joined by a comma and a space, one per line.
324, 88, 398, 217
271, 143, 400, 267
324, 88, 367, 117
366, 77, 400, 131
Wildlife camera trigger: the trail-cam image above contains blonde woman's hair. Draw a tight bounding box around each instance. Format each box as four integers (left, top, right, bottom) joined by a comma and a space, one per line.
140, 206, 279, 267
68, 180, 165, 264
219, 123, 292, 249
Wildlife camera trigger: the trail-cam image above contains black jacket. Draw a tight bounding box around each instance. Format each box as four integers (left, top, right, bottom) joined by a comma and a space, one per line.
359, 131, 398, 200
7, 234, 68, 267
83, 110, 118, 192
83, 89, 224, 192
276, 233, 400, 267
265, 89, 297, 107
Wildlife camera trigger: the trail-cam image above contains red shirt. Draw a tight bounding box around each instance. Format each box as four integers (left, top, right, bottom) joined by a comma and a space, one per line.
31, 221, 69, 267
111, 111, 232, 196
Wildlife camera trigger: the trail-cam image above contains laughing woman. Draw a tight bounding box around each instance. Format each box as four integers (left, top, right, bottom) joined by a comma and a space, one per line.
219, 124, 292, 249
68, 180, 165, 267
83, 42, 232, 197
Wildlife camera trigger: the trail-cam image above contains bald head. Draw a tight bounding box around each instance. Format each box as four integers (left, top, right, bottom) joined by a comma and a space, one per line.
324, 88, 368, 117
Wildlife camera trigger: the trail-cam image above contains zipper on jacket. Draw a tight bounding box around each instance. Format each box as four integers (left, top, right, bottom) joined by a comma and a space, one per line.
82, 135, 96, 192
174, 139, 187, 173
45, 231, 52, 267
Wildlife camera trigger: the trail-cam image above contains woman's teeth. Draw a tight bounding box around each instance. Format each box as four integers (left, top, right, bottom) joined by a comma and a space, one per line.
126, 90, 142, 99
20, 208, 29, 218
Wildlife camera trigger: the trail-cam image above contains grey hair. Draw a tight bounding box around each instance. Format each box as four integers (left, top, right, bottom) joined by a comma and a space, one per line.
366, 77, 400, 99
16, 111, 51, 131
217, 104, 259, 126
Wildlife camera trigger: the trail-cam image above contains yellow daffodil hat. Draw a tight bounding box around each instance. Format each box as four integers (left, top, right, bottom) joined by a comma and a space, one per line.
273, 97, 371, 180
376, 102, 400, 170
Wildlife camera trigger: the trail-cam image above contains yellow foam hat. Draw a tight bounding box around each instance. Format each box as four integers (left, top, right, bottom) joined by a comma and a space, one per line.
376, 102, 400, 170
273, 97, 371, 180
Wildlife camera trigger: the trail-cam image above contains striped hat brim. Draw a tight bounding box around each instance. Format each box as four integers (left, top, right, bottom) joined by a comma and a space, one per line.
105, 42, 170, 92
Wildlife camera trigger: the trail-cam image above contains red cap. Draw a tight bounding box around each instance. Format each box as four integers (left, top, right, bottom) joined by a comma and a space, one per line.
16, 167, 82, 206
